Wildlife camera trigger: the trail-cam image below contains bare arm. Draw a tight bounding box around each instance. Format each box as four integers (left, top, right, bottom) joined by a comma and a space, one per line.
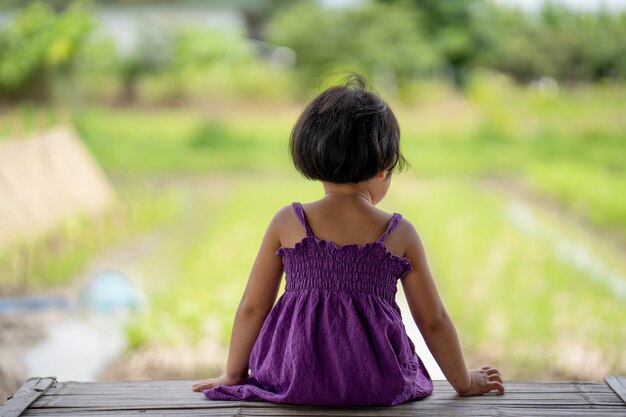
192, 210, 285, 391
400, 220, 504, 396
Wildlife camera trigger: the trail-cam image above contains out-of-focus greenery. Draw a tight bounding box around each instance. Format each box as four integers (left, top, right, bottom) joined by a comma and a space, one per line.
481, 3, 626, 82
0, 0, 93, 101
74, 18, 295, 104
267, 1, 437, 88
122, 175, 626, 378
0, 185, 180, 291
97, 78, 622, 376
268, 0, 626, 89
70, 105, 295, 172
59, 76, 626, 240
2, 0, 626, 102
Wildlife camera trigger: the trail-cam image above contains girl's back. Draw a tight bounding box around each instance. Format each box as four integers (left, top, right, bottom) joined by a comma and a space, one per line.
280, 195, 405, 253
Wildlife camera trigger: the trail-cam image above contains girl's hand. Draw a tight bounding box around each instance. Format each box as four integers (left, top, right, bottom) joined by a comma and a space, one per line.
192, 373, 246, 392
458, 366, 505, 396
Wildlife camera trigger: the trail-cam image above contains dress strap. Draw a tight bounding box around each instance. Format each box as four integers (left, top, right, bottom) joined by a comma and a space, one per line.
291, 202, 314, 238
377, 213, 402, 243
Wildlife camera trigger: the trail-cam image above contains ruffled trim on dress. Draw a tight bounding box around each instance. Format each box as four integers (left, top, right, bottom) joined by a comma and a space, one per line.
276, 236, 412, 278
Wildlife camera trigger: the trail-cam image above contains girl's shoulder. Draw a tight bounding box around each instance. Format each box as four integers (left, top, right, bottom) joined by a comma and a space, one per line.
272, 203, 298, 220
266, 203, 309, 249
396, 217, 431, 267
266, 204, 300, 233
378, 214, 422, 258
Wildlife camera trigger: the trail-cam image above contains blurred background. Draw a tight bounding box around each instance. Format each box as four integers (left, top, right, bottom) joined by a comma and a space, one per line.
0, 0, 625, 401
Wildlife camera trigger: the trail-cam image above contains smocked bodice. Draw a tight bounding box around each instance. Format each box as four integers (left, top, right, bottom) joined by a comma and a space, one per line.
277, 237, 411, 302
275, 202, 413, 303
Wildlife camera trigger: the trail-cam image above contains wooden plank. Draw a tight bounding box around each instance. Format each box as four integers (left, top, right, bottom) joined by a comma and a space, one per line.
18, 378, 626, 417
0, 377, 56, 417
605, 375, 626, 405
39, 380, 614, 395
20, 405, 626, 417
31, 381, 620, 404
30, 392, 622, 409
21, 409, 485, 417
30, 393, 622, 406
496, 409, 626, 417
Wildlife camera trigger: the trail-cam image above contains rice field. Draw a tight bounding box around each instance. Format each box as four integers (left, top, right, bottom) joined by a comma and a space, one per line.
1, 79, 624, 378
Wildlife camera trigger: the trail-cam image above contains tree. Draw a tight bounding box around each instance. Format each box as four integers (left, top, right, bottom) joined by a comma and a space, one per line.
377, 0, 495, 88
267, 2, 437, 91
0, 0, 94, 102
480, 3, 626, 83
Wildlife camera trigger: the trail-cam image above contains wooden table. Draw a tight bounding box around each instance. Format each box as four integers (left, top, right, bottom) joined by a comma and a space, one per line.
2, 376, 625, 416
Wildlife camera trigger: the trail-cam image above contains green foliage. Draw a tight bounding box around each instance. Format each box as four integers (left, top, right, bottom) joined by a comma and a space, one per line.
93, 20, 264, 103
4, 0, 626, 104
269, 0, 626, 87
171, 26, 253, 75
388, 179, 626, 378
0, 0, 94, 101
2, 79, 624, 377
112, 22, 174, 103
63, 78, 626, 244
380, 0, 496, 87
267, 2, 437, 89
480, 4, 626, 82
0, 186, 180, 290
72, 105, 293, 173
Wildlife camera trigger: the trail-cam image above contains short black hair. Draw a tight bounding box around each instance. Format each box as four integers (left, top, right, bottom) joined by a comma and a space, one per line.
290, 73, 407, 184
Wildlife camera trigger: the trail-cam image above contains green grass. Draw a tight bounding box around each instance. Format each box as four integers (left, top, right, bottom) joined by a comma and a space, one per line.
0, 186, 180, 291
125, 175, 317, 348
58, 79, 626, 242
70, 106, 296, 175
387, 178, 626, 378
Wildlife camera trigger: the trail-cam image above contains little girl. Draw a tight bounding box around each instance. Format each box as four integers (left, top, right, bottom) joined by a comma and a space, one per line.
192, 74, 504, 406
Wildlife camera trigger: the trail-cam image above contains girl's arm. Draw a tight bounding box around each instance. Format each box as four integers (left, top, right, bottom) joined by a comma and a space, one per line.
399, 220, 504, 396
192, 210, 285, 392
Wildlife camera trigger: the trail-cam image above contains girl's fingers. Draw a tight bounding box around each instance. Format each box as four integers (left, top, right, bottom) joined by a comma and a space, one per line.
191, 381, 214, 392
488, 373, 504, 384
486, 380, 505, 394
485, 368, 500, 376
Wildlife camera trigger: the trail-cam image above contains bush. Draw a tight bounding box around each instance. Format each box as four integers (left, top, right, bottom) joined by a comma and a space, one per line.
267, 2, 438, 91
0, 0, 94, 102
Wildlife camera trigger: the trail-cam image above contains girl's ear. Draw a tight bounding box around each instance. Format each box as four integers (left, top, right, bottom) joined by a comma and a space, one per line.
376, 170, 389, 180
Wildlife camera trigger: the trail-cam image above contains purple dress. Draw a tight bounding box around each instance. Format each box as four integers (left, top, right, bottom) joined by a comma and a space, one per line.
203, 202, 433, 406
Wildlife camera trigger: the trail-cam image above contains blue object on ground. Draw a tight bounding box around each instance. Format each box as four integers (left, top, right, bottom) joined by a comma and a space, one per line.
79, 270, 140, 312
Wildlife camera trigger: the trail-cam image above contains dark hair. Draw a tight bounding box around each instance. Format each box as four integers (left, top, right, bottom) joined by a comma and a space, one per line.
290, 74, 408, 184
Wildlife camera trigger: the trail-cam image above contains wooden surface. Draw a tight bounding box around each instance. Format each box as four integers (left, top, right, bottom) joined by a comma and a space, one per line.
0, 377, 55, 417
606, 375, 626, 405
2, 377, 625, 417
